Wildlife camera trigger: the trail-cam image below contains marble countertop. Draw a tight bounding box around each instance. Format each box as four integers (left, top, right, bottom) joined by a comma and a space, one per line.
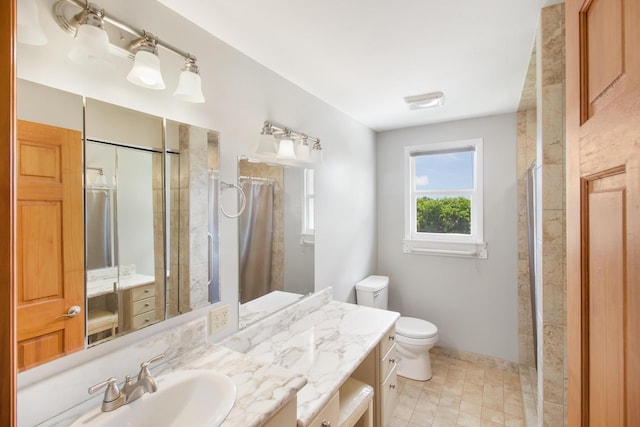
86, 273, 155, 298
225, 300, 399, 426
156, 343, 307, 427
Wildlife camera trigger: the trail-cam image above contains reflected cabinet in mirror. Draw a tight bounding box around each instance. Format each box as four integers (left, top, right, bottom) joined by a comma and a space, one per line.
15, 79, 220, 369
238, 158, 315, 328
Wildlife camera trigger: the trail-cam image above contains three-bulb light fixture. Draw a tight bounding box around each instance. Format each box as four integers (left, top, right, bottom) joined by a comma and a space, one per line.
256, 121, 323, 164
18, 0, 205, 103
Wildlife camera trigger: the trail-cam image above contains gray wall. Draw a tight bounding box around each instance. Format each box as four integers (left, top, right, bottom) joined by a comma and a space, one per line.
376, 113, 519, 362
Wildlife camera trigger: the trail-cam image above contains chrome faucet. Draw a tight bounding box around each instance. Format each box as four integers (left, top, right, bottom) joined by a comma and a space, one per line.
88, 353, 164, 412
122, 354, 164, 403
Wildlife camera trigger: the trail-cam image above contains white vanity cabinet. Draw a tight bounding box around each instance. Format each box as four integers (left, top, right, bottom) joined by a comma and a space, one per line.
352, 324, 398, 427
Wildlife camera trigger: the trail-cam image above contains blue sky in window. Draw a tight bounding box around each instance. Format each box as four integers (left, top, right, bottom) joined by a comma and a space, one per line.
415, 151, 474, 190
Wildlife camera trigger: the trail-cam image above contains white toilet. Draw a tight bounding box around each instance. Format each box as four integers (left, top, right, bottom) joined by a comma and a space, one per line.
355, 275, 439, 381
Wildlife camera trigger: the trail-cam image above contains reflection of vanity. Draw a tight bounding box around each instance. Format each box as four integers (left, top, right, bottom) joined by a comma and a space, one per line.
86, 266, 159, 342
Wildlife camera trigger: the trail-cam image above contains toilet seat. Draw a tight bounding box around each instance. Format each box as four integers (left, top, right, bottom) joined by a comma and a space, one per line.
396, 316, 438, 339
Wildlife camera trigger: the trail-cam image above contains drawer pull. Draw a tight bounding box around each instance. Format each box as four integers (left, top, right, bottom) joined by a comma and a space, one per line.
389, 335, 395, 341
389, 384, 396, 390
144, 289, 150, 293
144, 303, 150, 307
144, 318, 150, 323
389, 358, 396, 364
321, 421, 331, 427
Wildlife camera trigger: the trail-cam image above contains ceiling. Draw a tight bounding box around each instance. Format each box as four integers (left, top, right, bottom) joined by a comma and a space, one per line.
157, 0, 547, 132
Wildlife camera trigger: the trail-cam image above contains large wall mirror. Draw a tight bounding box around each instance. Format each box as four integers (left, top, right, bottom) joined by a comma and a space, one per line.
237, 157, 314, 328
16, 79, 220, 369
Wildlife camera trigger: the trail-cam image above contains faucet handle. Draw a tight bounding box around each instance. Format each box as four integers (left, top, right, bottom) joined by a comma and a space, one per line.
88, 377, 125, 412
138, 353, 164, 379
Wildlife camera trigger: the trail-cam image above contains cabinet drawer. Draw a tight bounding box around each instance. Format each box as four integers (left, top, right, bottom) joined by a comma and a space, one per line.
309, 391, 339, 427
380, 365, 398, 427
130, 283, 155, 301
379, 325, 396, 359
132, 310, 157, 329
132, 296, 155, 316
380, 343, 397, 383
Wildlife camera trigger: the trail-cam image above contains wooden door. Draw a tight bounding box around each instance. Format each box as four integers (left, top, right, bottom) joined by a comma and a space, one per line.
566, 0, 640, 425
16, 120, 84, 371
0, 0, 15, 423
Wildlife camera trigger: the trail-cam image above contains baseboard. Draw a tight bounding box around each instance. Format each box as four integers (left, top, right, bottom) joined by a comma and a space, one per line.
431, 345, 519, 373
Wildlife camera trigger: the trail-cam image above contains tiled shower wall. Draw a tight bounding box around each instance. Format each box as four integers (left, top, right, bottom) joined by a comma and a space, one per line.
517, 4, 566, 426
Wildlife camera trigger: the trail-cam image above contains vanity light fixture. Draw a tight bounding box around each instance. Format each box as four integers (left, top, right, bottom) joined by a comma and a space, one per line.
17, 0, 48, 46
404, 91, 445, 110
68, 3, 112, 67
173, 56, 205, 103
256, 121, 323, 164
127, 33, 165, 90
276, 131, 297, 160
51, 0, 206, 103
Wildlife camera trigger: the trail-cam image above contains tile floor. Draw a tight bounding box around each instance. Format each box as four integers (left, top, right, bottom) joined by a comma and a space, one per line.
389, 354, 525, 427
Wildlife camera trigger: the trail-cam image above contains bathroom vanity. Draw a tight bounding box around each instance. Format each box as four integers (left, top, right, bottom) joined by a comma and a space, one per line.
224, 288, 400, 427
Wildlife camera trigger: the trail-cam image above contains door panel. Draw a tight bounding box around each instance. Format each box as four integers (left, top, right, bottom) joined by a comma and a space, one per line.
16, 120, 84, 371
586, 173, 625, 426
567, 0, 640, 424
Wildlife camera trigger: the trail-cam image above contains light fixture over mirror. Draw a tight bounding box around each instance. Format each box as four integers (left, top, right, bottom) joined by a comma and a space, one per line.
173, 56, 205, 103
50, 0, 205, 102
68, 3, 112, 67
256, 121, 322, 164
127, 33, 165, 90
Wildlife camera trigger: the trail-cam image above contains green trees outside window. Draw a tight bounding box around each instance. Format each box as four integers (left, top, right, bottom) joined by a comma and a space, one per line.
416, 196, 471, 234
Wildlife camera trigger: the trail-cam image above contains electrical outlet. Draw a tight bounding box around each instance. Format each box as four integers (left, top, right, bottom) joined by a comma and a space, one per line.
209, 304, 230, 334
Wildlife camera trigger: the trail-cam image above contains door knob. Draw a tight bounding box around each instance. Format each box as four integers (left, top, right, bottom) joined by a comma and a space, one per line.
56, 305, 81, 319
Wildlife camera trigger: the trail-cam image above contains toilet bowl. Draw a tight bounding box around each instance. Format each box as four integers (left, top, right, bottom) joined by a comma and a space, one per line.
355, 275, 439, 381
395, 316, 439, 381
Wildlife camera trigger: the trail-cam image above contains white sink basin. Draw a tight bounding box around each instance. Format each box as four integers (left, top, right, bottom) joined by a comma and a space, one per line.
71, 370, 236, 427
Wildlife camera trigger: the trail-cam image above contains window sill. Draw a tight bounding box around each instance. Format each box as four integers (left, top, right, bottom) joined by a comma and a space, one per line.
300, 233, 315, 245
402, 239, 487, 259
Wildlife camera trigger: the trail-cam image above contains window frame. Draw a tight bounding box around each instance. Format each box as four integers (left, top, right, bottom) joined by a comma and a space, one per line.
403, 138, 487, 258
301, 168, 315, 245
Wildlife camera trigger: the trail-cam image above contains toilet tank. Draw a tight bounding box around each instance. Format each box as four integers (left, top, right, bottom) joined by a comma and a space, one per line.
355, 275, 389, 309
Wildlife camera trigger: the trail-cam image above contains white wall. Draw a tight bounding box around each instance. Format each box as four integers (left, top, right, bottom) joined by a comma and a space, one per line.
16, 0, 376, 421
376, 113, 518, 362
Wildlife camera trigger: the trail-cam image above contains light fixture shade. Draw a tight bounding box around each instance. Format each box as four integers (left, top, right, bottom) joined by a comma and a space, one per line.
296, 142, 311, 162
127, 50, 165, 90
256, 133, 277, 155
174, 69, 205, 103
17, 0, 48, 46
276, 139, 296, 160
69, 23, 112, 66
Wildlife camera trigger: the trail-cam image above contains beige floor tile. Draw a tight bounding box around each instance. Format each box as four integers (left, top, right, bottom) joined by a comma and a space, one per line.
390, 355, 524, 427
459, 400, 482, 418
438, 392, 462, 410
457, 412, 482, 427
481, 406, 505, 425
388, 418, 410, 427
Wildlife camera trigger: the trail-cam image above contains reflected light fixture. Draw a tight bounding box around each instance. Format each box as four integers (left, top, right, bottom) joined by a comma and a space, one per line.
256, 121, 323, 164
256, 121, 277, 155
17, 0, 48, 46
68, 3, 112, 67
404, 91, 445, 110
127, 33, 165, 90
276, 131, 297, 160
173, 56, 205, 103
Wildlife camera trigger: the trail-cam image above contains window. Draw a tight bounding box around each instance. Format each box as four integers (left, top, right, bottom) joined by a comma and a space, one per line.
403, 139, 486, 258
301, 168, 315, 244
